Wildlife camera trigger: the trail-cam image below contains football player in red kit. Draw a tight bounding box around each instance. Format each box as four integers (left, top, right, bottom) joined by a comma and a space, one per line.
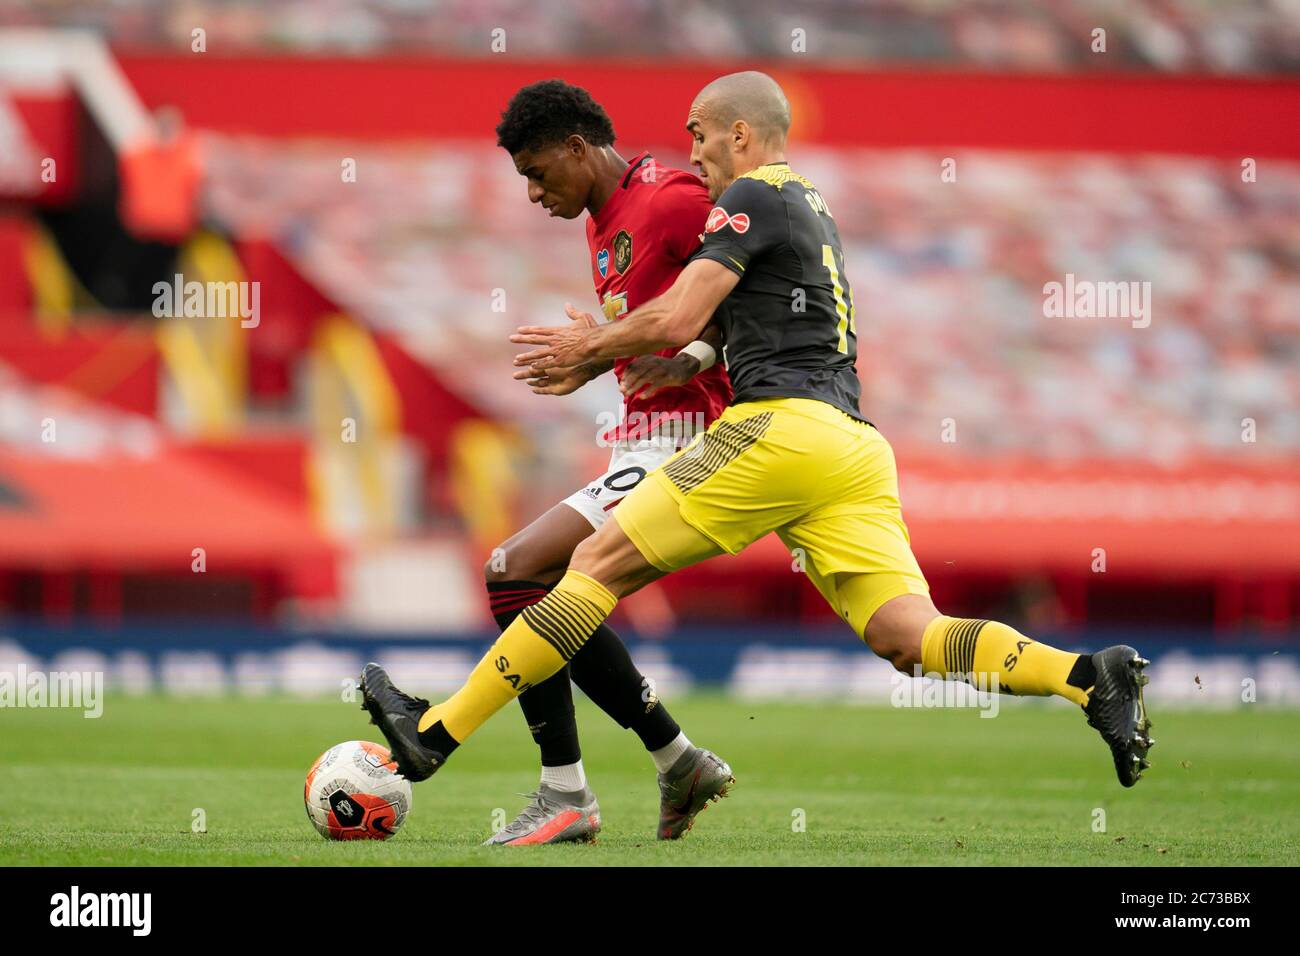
363, 81, 734, 845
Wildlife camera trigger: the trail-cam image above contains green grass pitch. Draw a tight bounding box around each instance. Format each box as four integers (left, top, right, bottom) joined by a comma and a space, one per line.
2, 693, 1297, 865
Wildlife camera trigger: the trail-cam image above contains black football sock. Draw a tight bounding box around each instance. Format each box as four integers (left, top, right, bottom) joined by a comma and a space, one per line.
1067, 653, 1097, 693
486, 579, 583, 768
517, 666, 582, 767
568, 622, 681, 753
416, 719, 460, 759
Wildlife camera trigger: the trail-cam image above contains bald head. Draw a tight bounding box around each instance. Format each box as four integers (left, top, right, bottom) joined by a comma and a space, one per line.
692, 71, 790, 147
685, 71, 791, 199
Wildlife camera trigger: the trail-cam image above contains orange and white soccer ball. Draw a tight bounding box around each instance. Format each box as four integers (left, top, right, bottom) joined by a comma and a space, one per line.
304, 740, 413, 840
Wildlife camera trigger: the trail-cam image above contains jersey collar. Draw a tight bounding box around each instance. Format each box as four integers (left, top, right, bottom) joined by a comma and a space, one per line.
592, 151, 652, 226
620, 151, 653, 188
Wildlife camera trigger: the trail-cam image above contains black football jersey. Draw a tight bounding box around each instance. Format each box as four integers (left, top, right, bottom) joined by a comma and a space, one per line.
691, 163, 863, 422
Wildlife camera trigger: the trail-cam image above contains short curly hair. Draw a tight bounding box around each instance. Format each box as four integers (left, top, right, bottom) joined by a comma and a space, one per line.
496, 79, 616, 155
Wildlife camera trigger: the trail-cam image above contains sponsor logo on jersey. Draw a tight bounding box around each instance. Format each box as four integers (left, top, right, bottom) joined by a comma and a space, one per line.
705, 206, 749, 234
600, 290, 628, 322
613, 229, 633, 273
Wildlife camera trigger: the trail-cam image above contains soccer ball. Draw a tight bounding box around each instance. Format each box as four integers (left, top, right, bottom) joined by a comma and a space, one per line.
304, 740, 413, 840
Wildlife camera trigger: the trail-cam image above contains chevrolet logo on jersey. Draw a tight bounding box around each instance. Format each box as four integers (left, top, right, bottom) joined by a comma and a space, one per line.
601, 291, 628, 322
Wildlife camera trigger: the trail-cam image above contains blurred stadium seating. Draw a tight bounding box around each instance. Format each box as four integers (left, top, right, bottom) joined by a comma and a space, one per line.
0, 11, 1298, 700
4, 0, 1299, 72
201, 135, 1300, 461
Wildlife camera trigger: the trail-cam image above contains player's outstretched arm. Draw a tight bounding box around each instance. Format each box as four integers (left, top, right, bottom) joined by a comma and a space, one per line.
511, 259, 739, 370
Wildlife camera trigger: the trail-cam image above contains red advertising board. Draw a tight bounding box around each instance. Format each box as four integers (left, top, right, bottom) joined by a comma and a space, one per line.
114, 52, 1300, 157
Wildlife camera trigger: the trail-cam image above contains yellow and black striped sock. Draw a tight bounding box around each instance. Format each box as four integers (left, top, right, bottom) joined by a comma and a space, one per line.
920, 616, 1093, 707
417, 570, 618, 743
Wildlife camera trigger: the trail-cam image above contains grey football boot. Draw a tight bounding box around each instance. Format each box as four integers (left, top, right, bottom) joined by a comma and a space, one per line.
657, 747, 735, 840
484, 784, 601, 846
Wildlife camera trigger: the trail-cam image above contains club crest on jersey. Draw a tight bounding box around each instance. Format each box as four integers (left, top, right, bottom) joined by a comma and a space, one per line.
613, 229, 633, 273
705, 206, 750, 234
596, 248, 609, 278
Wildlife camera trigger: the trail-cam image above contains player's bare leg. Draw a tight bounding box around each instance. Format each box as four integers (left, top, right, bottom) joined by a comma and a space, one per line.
859, 592, 940, 672
859, 587, 1153, 787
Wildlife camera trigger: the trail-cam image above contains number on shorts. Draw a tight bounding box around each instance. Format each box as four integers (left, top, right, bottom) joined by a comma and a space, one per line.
603, 466, 647, 493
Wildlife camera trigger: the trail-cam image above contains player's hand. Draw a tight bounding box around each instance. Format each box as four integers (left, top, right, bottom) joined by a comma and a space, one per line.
512, 362, 594, 396
620, 353, 700, 402
511, 304, 598, 370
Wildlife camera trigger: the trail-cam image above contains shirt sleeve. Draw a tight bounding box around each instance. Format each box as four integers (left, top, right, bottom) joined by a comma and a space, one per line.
690, 176, 788, 277
649, 174, 715, 263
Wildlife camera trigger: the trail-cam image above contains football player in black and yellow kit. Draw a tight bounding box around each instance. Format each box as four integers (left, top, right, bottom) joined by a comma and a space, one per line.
361, 71, 1153, 798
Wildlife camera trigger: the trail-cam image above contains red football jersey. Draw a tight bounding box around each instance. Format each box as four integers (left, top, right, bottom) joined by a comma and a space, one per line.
586, 152, 732, 441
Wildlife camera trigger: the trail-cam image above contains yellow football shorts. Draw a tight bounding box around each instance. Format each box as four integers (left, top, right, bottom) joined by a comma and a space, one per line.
613, 397, 930, 638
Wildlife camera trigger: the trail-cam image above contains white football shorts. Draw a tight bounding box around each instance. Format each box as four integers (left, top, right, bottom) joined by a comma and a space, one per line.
561, 435, 688, 530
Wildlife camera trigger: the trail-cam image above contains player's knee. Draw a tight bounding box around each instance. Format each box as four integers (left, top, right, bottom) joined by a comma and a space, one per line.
483, 544, 535, 584
863, 594, 936, 673
483, 548, 505, 583
867, 630, 919, 674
